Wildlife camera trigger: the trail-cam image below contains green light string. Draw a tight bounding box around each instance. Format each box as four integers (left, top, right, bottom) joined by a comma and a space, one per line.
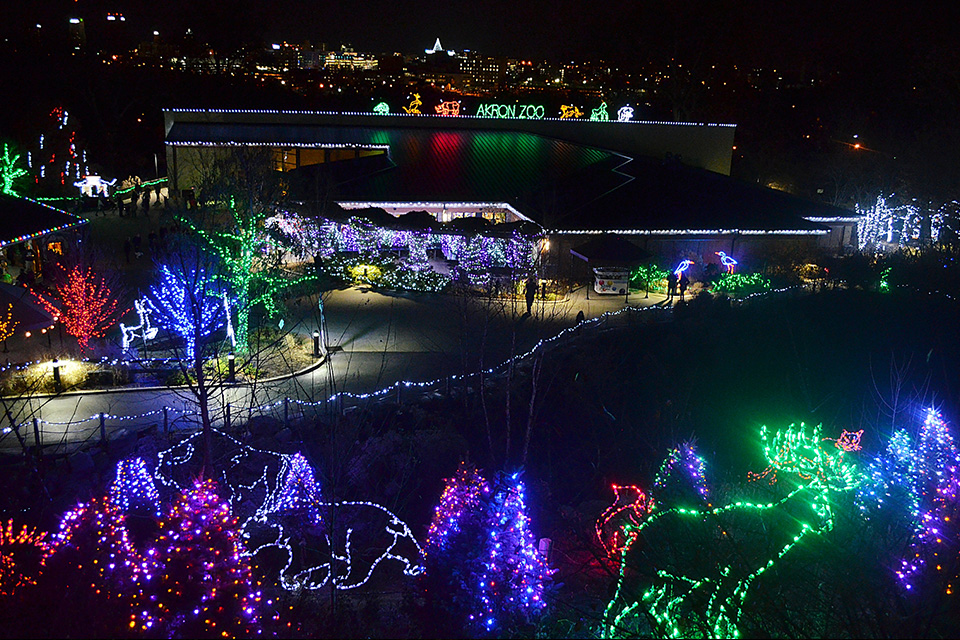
602, 425, 865, 639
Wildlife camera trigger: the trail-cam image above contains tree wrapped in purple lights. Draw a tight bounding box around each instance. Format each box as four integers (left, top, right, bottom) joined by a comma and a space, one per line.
424, 462, 490, 554
263, 452, 323, 523
422, 466, 551, 635
130, 478, 263, 637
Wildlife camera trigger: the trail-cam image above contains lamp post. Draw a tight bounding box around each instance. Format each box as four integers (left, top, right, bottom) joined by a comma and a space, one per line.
313, 330, 320, 357
227, 352, 235, 383
52, 358, 61, 392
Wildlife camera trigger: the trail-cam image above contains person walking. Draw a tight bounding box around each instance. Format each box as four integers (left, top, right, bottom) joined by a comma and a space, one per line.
679, 272, 689, 302
525, 275, 537, 315
123, 237, 132, 264
666, 271, 677, 303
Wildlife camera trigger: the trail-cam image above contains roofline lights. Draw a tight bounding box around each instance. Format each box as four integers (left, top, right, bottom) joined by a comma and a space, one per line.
166, 142, 391, 150
336, 201, 537, 224
546, 228, 830, 236
0, 196, 89, 248
803, 216, 862, 223
165, 108, 736, 128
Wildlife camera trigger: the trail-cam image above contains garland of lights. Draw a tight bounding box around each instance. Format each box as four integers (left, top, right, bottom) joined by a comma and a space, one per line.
603, 425, 864, 639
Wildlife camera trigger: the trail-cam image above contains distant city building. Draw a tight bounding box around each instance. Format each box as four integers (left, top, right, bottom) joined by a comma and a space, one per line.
324, 46, 378, 71
425, 37, 456, 57
68, 18, 86, 53
459, 52, 504, 93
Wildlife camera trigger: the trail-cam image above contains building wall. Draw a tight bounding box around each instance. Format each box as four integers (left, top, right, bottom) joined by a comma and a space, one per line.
164, 110, 736, 176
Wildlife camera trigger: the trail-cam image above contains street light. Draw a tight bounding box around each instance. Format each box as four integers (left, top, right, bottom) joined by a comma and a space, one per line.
313, 330, 320, 357
227, 352, 235, 383
52, 358, 61, 392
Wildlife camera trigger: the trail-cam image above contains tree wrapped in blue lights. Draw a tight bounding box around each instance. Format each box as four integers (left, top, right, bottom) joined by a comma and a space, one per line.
858, 408, 960, 593
145, 263, 224, 360
263, 452, 323, 523
422, 466, 551, 636
108, 457, 160, 516
474, 472, 551, 634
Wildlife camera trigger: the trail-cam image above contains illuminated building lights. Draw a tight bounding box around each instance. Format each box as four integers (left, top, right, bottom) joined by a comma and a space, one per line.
168, 107, 737, 128
0, 196, 88, 250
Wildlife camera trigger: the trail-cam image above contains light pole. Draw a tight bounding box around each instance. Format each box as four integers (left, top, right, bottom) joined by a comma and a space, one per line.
52, 358, 61, 392
227, 352, 235, 383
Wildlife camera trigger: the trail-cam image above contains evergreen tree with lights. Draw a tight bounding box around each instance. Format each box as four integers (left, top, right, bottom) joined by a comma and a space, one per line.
422, 466, 551, 636
25, 497, 145, 637
131, 478, 263, 638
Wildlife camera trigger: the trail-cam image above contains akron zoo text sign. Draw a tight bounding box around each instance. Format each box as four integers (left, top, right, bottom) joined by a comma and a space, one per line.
475, 103, 545, 119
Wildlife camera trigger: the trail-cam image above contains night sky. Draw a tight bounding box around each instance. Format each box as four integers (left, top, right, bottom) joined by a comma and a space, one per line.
7, 0, 957, 65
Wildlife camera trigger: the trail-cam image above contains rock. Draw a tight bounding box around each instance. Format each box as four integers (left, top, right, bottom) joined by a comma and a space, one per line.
71, 451, 95, 474
247, 415, 283, 437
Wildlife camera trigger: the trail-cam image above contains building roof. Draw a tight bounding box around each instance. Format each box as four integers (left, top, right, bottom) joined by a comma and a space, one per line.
165, 109, 854, 237
0, 194, 88, 248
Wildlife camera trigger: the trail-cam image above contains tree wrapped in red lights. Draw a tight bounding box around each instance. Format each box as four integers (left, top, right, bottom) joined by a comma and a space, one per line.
0, 519, 48, 597
54, 265, 122, 352
130, 478, 263, 638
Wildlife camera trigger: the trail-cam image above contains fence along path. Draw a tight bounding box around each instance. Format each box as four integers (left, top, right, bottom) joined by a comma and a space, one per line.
4, 293, 783, 458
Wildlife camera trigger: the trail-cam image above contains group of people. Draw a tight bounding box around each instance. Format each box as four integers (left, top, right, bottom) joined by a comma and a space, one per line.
123, 226, 174, 264
665, 270, 690, 303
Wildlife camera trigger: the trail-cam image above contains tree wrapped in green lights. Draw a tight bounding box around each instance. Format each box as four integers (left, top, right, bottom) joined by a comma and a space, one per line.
0, 143, 29, 196
631, 264, 669, 297
180, 150, 313, 353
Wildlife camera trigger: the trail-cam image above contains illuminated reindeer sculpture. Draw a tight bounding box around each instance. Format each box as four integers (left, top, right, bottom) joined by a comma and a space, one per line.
120, 299, 158, 356
603, 424, 863, 639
